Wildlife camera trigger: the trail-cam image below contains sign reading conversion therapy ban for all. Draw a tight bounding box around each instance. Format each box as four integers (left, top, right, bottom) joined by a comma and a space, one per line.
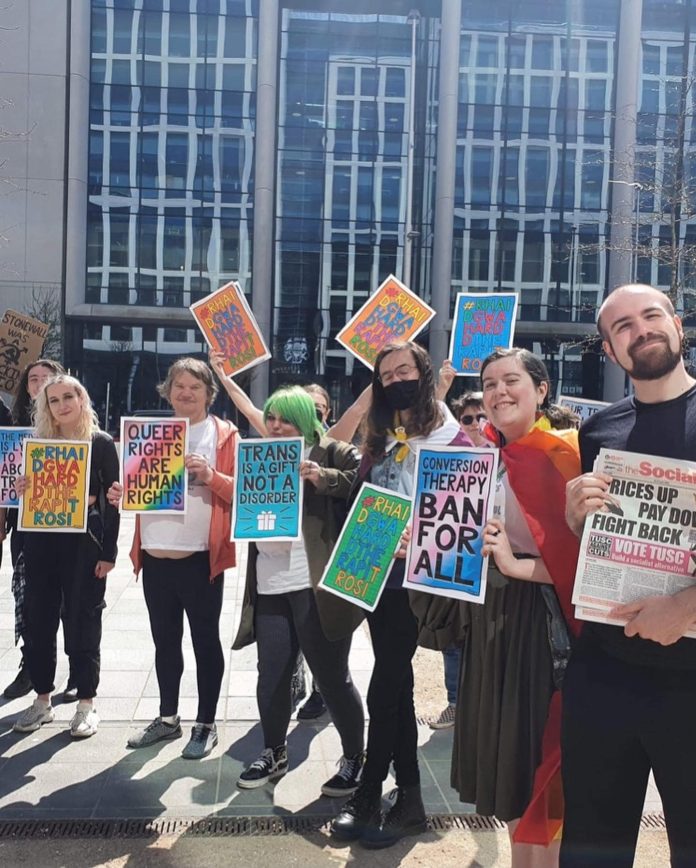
120, 417, 189, 513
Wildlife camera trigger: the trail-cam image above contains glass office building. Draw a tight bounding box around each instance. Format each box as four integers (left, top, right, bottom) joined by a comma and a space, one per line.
58, 0, 696, 423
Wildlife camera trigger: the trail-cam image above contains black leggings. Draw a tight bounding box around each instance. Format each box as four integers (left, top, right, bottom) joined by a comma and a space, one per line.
254, 589, 364, 755
142, 551, 224, 723
23, 532, 105, 698
363, 589, 420, 788
561, 642, 696, 868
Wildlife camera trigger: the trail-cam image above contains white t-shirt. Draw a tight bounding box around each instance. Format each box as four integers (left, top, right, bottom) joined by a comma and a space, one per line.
256, 445, 312, 594
141, 416, 217, 552
493, 463, 540, 556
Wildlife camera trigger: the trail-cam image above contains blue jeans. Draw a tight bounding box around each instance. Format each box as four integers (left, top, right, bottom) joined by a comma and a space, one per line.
443, 646, 461, 706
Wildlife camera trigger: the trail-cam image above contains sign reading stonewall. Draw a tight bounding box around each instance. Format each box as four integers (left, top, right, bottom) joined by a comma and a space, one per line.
232, 437, 303, 541
336, 274, 435, 370
0, 427, 33, 508
319, 483, 412, 611
19, 439, 91, 532
191, 281, 271, 378
449, 292, 518, 375
403, 446, 498, 602
120, 417, 189, 513
0, 309, 49, 395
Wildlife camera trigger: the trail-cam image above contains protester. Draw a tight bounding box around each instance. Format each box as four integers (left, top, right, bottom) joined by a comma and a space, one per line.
2, 359, 65, 700
563, 284, 696, 867
330, 341, 467, 849
451, 390, 488, 446
12, 375, 120, 738
231, 386, 365, 794
109, 358, 237, 759
451, 348, 582, 866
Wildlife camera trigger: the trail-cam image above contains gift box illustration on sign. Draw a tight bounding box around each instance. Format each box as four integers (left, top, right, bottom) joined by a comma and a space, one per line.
256, 511, 277, 531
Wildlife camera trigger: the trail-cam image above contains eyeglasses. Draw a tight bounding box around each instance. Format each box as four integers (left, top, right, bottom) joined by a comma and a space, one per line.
378, 363, 418, 386
460, 414, 487, 425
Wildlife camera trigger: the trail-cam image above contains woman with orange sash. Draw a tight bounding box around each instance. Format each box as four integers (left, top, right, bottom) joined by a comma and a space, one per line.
451, 348, 582, 867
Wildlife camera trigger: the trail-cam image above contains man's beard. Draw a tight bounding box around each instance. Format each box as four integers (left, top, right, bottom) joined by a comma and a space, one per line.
625, 335, 682, 380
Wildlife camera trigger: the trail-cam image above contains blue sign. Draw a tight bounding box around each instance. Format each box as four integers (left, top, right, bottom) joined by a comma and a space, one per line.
232, 437, 304, 541
449, 292, 519, 375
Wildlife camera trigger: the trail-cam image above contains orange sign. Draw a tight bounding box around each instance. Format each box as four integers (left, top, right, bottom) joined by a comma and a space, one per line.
190, 282, 270, 378
335, 274, 436, 370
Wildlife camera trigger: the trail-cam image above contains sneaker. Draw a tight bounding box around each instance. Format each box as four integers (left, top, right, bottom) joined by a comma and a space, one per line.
127, 716, 182, 749
70, 706, 99, 738
237, 745, 288, 789
297, 689, 327, 720
428, 704, 456, 730
13, 699, 55, 733
181, 723, 218, 759
321, 751, 365, 797
3, 665, 33, 700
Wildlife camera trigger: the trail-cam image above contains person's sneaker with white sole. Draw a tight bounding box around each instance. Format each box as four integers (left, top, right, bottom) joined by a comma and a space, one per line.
181, 723, 218, 759
13, 699, 55, 733
70, 706, 99, 738
237, 745, 288, 788
321, 751, 365, 797
428, 704, 456, 730
128, 716, 183, 749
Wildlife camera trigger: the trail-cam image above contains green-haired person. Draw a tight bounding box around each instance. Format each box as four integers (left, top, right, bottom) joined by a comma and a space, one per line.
232, 386, 366, 796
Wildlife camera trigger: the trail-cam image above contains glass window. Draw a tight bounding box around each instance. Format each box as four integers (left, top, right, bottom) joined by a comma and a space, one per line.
471, 147, 493, 205
459, 35, 472, 68
642, 42, 660, 75
162, 217, 186, 269
337, 66, 355, 95
532, 36, 553, 69
508, 35, 526, 69
224, 16, 246, 57
109, 132, 131, 189
86, 215, 104, 267
581, 154, 604, 209
499, 147, 519, 205
138, 213, 159, 269
110, 215, 130, 267
361, 67, 378, 96
113, 9, 133, 53
220, 221, 239, 271
468, 231, 489, 282
530, 76, 552, 107
526, 147, 549, 208
585, 80, 606, 110
385, 67, 405, 97
586, 40, 608, 72
92, 8, 107, 54
477, 36, 498, 67
385, 102, 404, 132
381, 168, 401, 222
166, 133, 189, 191
475, 73, 497, 105
522, 232, 544, 281
666, 45, 683, 77
169, 13, 191, 57
332, 167, 351, 221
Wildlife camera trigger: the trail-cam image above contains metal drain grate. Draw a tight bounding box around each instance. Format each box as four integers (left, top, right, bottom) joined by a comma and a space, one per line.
0, 812, 666, 840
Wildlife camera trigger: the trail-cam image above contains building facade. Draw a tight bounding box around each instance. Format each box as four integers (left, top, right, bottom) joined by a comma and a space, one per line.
2, 0, 696, 426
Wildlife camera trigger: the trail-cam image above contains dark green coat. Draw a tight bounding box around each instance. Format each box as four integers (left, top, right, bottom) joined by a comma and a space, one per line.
232, 436, 366, 649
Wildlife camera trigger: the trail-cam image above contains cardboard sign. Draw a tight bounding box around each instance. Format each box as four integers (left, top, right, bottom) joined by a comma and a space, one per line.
403, 446, 498, 602
319, 483, 412, 611
0, 427, 33, 507
120, 417, 189, 513
232, 437, 303, 541
557, 396, 609, 424
449, 292, 518, 375
190, 281, 270, 378
336, 274, 436, 370
19, 438, 91, 532
0, 309, 49, 395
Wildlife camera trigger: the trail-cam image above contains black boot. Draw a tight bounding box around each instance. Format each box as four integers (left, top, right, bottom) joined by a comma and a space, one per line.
360, 785, 427, 849
330, 781, 382, 841
3, 661, 33, 700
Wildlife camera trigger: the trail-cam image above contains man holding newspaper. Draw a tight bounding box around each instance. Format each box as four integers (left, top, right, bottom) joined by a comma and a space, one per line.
563, 284, 696, 867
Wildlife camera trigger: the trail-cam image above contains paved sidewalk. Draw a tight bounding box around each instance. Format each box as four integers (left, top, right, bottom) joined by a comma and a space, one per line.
0, 513, 662, 823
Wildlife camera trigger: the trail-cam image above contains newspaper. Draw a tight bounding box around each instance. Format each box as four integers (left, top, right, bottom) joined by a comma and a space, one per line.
572, 448, 696, 638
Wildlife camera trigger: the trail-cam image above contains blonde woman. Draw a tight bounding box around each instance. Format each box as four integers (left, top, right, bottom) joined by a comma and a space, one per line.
13, 375, 120, 739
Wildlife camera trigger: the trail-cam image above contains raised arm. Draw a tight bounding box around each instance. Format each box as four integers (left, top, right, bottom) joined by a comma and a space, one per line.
209, 349, 267, 435
435, 359, 457, 402
327, 385, 372, 443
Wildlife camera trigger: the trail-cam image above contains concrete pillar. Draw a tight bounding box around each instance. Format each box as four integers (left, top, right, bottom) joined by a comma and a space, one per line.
603, 0, 643, 401
250, 0, 279, 407
428, 0, 462, 368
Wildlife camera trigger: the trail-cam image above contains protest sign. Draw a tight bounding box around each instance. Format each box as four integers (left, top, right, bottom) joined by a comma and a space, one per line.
19, 438, 91, 532
572, 448, 696, 637
232, 437, 303, 541
449, 292, 518, 375
335, 274, 435, 370
0, 309, 49, 395
0, 427, 33, 508
557, 396, 609, 424
403, 446, 498, 602
190, 281, 270, 378
319, 483, 412, 612
120, 417, 189, 513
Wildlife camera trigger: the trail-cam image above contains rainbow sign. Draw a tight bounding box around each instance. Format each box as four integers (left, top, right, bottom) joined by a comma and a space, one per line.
0, 427, 33, 508
120, 417, 189, 513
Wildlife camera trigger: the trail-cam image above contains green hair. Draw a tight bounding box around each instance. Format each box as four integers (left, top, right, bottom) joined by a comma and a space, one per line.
263, 386, 324, 445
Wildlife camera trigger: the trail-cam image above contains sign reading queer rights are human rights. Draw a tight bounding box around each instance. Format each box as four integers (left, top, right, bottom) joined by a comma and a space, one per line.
0, 427, 33, 508
449, 292, 518, 375
120, 417, 189, 513
232, 437, 303, 541
319, 483, 412, 612
19, 439, 91, 532
403, 446, 498, 603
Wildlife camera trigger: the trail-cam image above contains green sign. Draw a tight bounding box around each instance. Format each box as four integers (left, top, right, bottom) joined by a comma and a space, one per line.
319, 483, 412, 611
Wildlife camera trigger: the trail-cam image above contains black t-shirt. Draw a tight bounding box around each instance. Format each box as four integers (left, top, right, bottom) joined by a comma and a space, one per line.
579, 383, 696, 669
